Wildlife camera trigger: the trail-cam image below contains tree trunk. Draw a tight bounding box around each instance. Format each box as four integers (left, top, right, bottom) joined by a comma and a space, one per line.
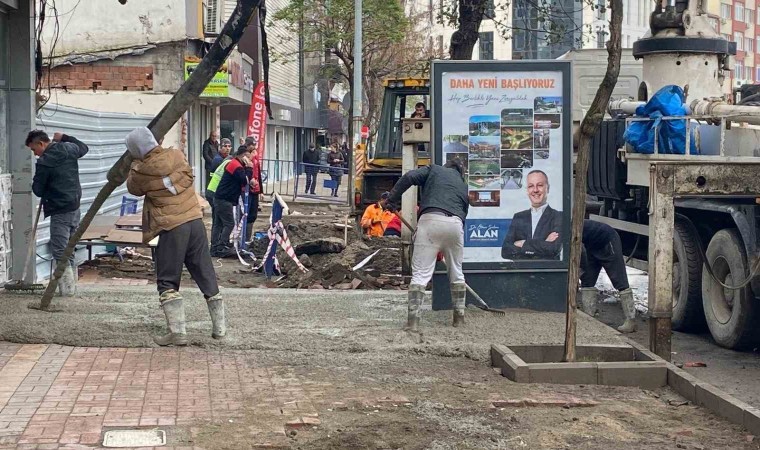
37, 0, 263, 310
563, 0, 623, 361
449, 0, 487, 60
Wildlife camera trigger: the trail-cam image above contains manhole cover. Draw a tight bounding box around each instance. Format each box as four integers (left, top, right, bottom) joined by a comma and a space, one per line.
102, 429, 166, 447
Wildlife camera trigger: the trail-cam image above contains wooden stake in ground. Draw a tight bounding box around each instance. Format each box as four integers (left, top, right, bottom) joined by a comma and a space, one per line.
37, 0, 263, 311
563, 0, 623, 362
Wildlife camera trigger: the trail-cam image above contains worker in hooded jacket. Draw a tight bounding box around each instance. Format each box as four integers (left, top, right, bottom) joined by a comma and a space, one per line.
125, 127, 225, 346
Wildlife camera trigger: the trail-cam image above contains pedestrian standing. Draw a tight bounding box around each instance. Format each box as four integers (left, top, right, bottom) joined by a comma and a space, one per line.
212, 145, 253, 257
327, 143, 345, 197
302, 143, 320, 195
125, 127, 224, 345
206, 138, 232, 209
244, 137, 263, 243
202, 130, 219, 188
26, 130, 89, 297
383, 159, 469, 331
578, 220, 637, 333
206, 141, 233, 254
340, 142, 350, 169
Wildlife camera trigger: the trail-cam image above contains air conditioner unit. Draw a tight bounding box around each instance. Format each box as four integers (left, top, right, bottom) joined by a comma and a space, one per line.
205, 0, 219, 35
279, 110, 292, 122
721, 18, 728, 24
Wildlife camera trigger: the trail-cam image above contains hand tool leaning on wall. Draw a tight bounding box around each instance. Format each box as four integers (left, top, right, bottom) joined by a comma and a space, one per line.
394, 212, 506, 317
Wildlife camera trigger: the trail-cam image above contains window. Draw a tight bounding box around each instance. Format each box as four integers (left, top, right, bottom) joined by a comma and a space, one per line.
479, 32, 494, 60
735, 31, 744, 50
597, 30, 607, 48
746, 9, 754, 24
735, 3, 744, 21
596, 0, 606, 19
721, 3, 731, 18
746, 37, 754, 52
708, 17, 719, 32
626, 35, 631, 47
747, 66, 754, 81
723, 33, 732, 42
756, 67, 760, 80
484, 0, 496, 19
735, 61, 744, 78
757, 36, 760, 52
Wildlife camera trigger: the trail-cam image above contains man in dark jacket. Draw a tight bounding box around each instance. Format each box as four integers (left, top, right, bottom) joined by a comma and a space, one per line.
243, 137, 263, 242
383, 159, 469, 331
212, 145, 253, 257
202, 131, 219, 188
501, 170, 563, 260
27, 130, 89, 296
302, 143, 320, 195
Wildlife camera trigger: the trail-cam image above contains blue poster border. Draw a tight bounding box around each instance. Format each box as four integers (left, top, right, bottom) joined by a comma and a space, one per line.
431, 59, 572, 274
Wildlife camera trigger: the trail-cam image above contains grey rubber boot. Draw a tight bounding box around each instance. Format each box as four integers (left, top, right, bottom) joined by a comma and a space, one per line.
617, 288, 637, 333
245, 223, 254, 245
206, 293, 226, 339
154, 290, 188, 346
58, 265, 76, 297
405, 284, 425, 332
579, 287, 598, 316
451, 282, 466, 327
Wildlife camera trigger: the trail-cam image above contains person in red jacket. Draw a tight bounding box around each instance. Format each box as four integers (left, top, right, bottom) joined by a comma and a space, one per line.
244, 137, 264, 242
211, 145, 253, 257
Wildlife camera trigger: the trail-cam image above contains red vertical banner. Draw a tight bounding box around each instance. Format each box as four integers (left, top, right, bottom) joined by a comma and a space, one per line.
246, 82, 267, 163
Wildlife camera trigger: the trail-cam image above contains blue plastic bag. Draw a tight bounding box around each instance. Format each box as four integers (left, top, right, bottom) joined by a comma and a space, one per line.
624, 85, 697, 155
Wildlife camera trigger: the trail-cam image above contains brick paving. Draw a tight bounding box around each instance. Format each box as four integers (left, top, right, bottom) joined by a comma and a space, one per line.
0, 342, 331, 449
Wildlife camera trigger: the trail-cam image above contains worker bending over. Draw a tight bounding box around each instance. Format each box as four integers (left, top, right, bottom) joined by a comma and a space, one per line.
125, 127, 225, 346
360, 192, 394, 237
579, 220, 636, 333
383, 159, 469, 331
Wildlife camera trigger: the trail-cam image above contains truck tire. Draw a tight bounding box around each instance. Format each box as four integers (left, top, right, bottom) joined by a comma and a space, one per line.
701, 229, 760, 350
672, 220, 706, 332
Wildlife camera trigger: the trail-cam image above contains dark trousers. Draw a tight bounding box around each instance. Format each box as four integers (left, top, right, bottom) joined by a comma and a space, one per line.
330, 174, 341, 196
155, 219, 219, 298
247, 193, 259, 224
205, 189, 215, 209
50, 209, 80, 267
211, 198, 235, 253
580, 234, 630, 291
305, 172, 317, 194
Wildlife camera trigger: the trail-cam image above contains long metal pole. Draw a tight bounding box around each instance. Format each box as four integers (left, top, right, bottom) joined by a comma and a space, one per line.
350, 0, 362, 210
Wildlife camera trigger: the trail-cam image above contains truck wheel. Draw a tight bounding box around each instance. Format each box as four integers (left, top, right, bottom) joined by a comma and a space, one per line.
671, 220, 706, 331
701, 229, 760, 350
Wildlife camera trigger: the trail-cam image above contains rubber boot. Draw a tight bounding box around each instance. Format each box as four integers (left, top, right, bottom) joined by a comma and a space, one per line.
405, 284, 425, 332
451, 282, 466, 327
617, 288, 637, 333
154, 290, 188, 346
58, 265, 76, 297
245, 223, 254, 245
579, 287, 598, 316
206, 293, 226, 339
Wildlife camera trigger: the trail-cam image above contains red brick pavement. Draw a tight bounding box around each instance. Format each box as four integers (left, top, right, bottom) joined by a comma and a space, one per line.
0, 342, 338, 449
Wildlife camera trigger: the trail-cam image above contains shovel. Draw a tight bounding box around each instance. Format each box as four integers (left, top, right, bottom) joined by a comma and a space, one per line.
394, 212, 506, 316
4, 202, 45, 292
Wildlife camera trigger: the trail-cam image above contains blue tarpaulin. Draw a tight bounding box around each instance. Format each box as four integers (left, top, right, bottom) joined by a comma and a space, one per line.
624, 85, 697, 155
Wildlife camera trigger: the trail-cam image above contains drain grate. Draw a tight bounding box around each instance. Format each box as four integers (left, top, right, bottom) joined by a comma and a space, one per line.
102, 429, 166, 447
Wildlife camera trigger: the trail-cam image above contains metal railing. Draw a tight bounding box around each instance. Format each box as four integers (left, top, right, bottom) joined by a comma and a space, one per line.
293, 162, 350, 204
259, 158, 297, 197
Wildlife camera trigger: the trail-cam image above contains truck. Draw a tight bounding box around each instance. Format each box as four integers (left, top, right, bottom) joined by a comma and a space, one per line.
353, 77, 430, 211
576, 1, 760, 350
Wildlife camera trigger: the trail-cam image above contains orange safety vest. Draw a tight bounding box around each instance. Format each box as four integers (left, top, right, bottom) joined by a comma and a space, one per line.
360, 203, 392, 237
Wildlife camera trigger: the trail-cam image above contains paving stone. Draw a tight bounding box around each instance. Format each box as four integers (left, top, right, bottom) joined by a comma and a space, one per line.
695, 382, 750, 425
667, 367, 699, 402
529, 363, 598, 385
597, 362, 667, 389
744, 407, 760, 436
490, 345, 528, 383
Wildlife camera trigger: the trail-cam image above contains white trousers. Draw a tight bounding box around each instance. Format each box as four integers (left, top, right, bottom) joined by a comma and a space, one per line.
410, 213, 465, 287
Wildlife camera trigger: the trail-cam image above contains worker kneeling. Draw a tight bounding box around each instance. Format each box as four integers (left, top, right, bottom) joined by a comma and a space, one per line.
360, 192, 394, 237
383, 159, 469, 331
579, 220, 636, 333
125, 127, 225, 346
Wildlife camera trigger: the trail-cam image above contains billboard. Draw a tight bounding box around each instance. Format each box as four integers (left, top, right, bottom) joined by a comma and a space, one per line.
433, 60, 571, 273
184, 59, 229, 97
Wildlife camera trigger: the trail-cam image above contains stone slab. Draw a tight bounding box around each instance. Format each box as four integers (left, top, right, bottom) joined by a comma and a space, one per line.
597, 361, 667, 389
695, 382, 749, 425
491, 345, 528, 383
528, 362, 598, 385
667, 367, 699, 403
745, 407, 760, 436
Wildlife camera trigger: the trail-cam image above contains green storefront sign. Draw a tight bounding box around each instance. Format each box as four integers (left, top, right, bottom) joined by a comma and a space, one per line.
184, 60, 229, 97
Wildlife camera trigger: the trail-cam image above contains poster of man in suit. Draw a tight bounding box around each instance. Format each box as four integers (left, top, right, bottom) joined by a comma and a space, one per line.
501, 170, 562, 260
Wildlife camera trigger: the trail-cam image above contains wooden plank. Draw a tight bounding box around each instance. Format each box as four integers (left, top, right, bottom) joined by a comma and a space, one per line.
81, 225, 113, 241
103, 229, 144, 245
648, 165, 675, 361
115, 214, 142, 228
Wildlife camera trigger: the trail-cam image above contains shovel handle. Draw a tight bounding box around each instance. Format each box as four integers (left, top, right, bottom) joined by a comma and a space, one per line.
21, 203, 43, 283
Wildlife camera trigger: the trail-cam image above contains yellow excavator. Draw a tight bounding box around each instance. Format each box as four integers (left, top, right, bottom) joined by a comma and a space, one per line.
353, 77, 430, 212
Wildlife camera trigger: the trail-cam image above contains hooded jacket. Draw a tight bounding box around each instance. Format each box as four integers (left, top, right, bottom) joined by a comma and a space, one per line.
32, 134, 89, 217
125, 128, 202, 243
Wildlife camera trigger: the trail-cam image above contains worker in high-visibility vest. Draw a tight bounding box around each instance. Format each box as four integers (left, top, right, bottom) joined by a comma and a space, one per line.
206, 144, 234, 257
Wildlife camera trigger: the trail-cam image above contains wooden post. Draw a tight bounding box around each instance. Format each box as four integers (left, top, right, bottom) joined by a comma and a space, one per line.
37, 0, 263, 310
400, 141, 418, 275
648, 164, 675, 360
563, 0, 623, 362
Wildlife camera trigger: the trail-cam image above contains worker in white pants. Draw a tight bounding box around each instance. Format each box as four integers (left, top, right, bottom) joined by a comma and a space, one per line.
384, 159, 469, 331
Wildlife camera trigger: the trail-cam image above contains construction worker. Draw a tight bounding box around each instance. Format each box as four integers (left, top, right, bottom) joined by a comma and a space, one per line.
27, 130, 89, 297
212, 145, 254, 257
205, 138, 232, 211
383, 159, 469, 330
206, 142, 234, 257
125, 127, 224, 346
579, 220, 636, 333
243, 137, 263, 242
360, 192, 393, 237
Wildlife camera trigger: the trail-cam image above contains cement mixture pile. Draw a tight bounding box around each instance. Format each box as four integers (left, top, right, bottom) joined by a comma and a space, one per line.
81, 204, 407, 291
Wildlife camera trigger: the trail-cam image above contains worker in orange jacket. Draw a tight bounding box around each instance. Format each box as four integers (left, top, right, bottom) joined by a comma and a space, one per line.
361, 192, 394, 237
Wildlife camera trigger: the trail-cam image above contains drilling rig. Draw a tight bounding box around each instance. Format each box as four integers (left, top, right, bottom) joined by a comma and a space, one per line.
588, 0, 760, 353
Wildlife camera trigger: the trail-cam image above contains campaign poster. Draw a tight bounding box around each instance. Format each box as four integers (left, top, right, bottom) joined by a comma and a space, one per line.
436, 62, 570, 265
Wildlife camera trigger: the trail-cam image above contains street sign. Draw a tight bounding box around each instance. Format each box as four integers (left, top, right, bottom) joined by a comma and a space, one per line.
361, 125, 369, 139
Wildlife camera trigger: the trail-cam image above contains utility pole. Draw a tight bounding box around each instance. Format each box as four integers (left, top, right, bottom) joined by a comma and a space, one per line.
349, 0, 362, 211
